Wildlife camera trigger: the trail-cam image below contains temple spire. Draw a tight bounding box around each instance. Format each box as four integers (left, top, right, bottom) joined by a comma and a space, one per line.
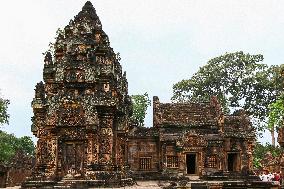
74, 1, 99, 22
82, 1, 95, 12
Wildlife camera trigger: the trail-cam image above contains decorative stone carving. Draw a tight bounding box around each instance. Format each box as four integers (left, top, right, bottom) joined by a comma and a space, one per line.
26, 1, 132, 188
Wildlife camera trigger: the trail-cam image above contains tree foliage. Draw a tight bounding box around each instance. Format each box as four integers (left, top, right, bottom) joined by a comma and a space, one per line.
172, 51, 283, 131
130, 93, 151, 127
0, 91, 35, 164
268, 93, 284, 131
268, 65, 284, 128
0, 96, 9, 126
253, 142, 282, 169
0, 131, 35, 164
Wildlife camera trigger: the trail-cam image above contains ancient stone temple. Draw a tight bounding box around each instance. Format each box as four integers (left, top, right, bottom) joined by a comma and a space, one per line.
23, 1, 260, 188
23, 1, 132, 188
128, 96, 256, 180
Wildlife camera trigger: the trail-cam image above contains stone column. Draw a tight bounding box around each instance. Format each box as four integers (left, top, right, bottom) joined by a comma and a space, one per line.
98, 115, 114, 165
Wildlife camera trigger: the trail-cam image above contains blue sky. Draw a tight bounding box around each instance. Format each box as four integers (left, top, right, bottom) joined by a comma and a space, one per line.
0, 0, 284, 143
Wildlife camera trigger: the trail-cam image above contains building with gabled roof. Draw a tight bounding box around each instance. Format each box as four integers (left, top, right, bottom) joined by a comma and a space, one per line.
128, 96, 255, 179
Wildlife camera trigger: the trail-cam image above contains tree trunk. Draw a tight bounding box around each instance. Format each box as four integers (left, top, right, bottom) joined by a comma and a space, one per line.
271, 126, 275, 147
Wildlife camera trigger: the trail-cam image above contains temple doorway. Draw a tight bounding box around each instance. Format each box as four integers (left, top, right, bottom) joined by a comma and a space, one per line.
186, 153, 197, 174
227, 153, 238, 172
62, 142, 85, 176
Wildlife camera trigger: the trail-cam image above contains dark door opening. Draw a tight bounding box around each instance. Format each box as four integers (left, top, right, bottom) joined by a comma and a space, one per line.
186, 154, 196, 174
62, 142, 84, 176
227, 153, 238, 172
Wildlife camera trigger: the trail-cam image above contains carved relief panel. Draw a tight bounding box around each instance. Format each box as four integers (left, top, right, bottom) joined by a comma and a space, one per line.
98, 116, 113, 164
59, 102, 85, 126
116, 137, 126, 166
86, 134, 99, 164
65, 69, 85, 82
177, 132, 207, 150
37, 138, 56, 166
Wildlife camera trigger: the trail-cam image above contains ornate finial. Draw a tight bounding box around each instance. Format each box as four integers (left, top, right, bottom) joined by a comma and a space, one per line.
116, 52, 121, 61
153, 96, 160, 104
72, 1, 101, 30
35, 81, 45, 99
82, 1, 94, 11
78, 1, 98, 19
44, 52, 53, 65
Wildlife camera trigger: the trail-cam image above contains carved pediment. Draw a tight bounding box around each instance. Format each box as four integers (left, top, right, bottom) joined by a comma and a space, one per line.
177, 131, 207, 148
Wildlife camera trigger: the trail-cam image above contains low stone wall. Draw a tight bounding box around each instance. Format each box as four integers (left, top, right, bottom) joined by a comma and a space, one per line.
1, 151, 35, 187
6, 168, 32, 187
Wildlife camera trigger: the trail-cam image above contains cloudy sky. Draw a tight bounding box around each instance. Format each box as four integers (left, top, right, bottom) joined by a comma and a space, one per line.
0, 0, 283, 143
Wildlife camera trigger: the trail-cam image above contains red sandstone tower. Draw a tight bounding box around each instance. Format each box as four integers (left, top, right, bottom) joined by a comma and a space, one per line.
23, 1, 133, 188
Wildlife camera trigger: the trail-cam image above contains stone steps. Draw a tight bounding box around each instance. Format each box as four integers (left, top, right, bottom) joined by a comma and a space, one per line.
22, 177, 134, 188
21, 180, 56, 189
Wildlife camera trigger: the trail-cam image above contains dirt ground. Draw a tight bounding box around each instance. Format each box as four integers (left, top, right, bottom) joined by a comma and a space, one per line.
91, 180, 166, 189
2, 181, 166, 189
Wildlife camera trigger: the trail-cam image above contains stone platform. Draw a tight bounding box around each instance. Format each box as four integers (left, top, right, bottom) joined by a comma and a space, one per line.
12, 180, 283, 189
21, 178, 133, 189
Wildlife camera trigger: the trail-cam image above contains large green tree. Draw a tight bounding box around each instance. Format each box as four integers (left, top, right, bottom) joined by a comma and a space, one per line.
172, 51, 283, 145
0, 93, 35, 164
130, 93, 151, 127
0, 131, 35, 164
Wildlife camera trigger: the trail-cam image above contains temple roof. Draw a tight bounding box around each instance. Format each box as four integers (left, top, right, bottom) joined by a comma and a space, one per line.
128, 126, 159, 137
157, 103, 219, 126
51, 0, 109, 55
40, 1, 130, 113
73, 1, 102, 30
153, 96, 223, 127
223, 113, 255, 138
46, 0, 117, 70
